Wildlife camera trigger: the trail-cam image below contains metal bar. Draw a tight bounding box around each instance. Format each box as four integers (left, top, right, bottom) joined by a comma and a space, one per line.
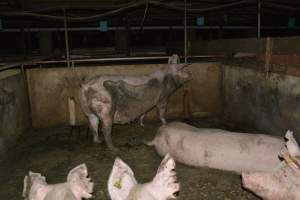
0, 55, 224, 71
257, 0, 261, 39
36, 55, 224, 64
0, 0, 256, 22
63, 9, 70, 68
184, 0, 187, 63
2, 25, 300, 32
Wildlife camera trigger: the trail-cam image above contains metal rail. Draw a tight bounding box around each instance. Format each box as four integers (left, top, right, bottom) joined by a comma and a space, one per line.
0, 55, 224, 71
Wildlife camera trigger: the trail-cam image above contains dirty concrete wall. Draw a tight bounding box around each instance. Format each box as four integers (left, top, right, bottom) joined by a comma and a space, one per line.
192, 37, 266, 55
223, 65, 300, 139
27, 63, 222, 128
0, 69, 30, 155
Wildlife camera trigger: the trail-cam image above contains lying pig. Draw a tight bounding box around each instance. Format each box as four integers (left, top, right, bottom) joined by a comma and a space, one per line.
242, 130, 300, 200
147, 122, 285, 173
79, 55, 190, 151
22, 163, 94, 200
108, 154, 180, 200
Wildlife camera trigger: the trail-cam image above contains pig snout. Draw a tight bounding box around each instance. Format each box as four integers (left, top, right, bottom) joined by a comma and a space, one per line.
241, 172, 253, 189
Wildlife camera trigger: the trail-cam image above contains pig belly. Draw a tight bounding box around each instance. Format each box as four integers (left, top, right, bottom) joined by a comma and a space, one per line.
113, 99, 157, 124
153, 122, 284, 173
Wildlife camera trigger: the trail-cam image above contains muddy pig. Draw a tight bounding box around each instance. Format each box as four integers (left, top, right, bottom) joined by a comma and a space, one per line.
79, 55, 190, 151
108, 154, 180, 200
22, 163, 93, 200
147, 122, 285, 173
242, 130, 300, 200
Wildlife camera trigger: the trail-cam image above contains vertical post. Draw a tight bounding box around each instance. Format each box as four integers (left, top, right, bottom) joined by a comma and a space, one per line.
184, 0, 187, 63
257, 0, 261, 39
63, 8, 70, 68
21, 25, 26, 60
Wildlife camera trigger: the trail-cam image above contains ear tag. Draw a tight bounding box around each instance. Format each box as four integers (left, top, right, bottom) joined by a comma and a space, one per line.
114, 179, 122, 189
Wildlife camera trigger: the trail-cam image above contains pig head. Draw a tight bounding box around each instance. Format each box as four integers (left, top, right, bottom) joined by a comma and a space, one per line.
79, 55, 191, 151
108, 154, 180, 200
242, 130, 300, 200
22, 163, 94, 200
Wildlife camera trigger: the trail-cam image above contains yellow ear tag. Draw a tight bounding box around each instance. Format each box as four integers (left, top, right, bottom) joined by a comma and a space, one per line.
114, 179, 122, 189
284, 155, 294, 165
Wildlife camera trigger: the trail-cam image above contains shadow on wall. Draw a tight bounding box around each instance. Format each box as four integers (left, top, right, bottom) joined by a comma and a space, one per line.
0, 71, 30, 155
223, 65, 300, 141
0, 87, 15, 154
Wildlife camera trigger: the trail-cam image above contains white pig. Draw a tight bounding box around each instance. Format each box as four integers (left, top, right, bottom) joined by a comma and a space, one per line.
147, 122, 285, 173
108, 154, 180, 200
242, 130, 300, 200
79, 54, 190, 151
22, 163, 94, 200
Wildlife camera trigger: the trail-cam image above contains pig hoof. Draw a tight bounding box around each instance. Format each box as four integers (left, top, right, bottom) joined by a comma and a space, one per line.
93, 138, 103, 143
109, 146, 119, 152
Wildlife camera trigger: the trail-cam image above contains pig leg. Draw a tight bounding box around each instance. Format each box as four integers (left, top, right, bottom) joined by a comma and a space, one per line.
140, 114, 145, 127
156, 100, 167, 125
101, 116, 118, 151
88, 114, 102, 143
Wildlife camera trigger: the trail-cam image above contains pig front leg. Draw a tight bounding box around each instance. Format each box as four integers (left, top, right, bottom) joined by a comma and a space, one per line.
156, 100, 168, 125
88, 114, 102, 143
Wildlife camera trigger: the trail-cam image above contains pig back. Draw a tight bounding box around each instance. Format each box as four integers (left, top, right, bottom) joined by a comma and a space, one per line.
153, 122, 284, 173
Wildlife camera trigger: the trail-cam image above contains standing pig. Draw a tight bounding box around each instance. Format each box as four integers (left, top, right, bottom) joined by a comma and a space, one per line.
108, 154, 180, 200
242, 130, 300, 200
147, 122, 285, 173
22, 163, 94, 200
79, 56, 190, 151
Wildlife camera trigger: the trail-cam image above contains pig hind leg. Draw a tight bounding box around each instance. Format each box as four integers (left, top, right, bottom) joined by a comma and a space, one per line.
140, 114, 145, 127
156, 100, 167, 124
100, 113, 119, 151
88, 114, 102, 143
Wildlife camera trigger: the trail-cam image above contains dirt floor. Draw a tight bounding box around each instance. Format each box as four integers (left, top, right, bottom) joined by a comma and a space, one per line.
0, 118, 260, 200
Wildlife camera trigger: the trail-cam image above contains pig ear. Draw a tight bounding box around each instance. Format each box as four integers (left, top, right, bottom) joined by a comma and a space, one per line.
67, 163, 88, 182
284, 130, 300, 157
108, 157, 137, 200
151, 154, 180, 199
168, 54, 180, 64
22, 175, 30, 198
23, 171, 47, 198
67, 163, 94, 199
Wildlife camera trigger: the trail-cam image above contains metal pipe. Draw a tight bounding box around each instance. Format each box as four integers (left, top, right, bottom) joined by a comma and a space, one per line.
257, 0, 261, 39
63, 9, 70, 68
0, 0, 256, 22
3, 25, 299, 33
263, 2, 300, 11
184, 0, 187, 63
0, 55, 224, 71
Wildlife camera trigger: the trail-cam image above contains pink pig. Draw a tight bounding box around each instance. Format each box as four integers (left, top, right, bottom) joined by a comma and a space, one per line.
22, 163, 94, 200
242, 130, 300, 200
108, 154, 180, 200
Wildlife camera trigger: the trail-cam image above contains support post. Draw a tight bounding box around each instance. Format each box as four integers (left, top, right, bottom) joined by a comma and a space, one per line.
184, 0, 187, 63
257, 0, 261, 39
63, 8, 70, 68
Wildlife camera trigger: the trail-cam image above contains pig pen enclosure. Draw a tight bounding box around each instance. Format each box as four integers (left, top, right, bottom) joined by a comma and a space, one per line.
1, 35, 300, 200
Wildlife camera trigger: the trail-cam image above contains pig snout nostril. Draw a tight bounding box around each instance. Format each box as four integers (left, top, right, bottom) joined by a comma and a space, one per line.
174, 190, 180, 197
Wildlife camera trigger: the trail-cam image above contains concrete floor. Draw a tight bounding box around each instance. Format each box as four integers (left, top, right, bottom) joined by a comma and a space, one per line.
0, 118, 259, 200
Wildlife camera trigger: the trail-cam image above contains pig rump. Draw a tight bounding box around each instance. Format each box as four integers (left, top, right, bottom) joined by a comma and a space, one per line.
148, 122, 285, 173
